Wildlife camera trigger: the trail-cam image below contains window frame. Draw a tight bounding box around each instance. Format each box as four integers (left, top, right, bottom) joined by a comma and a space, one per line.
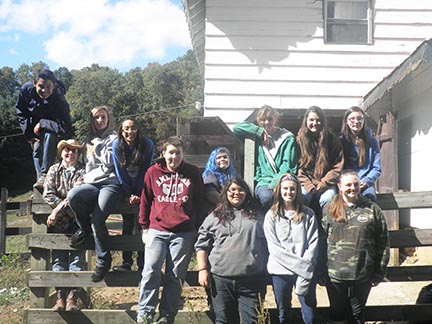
324, 0, 373, 45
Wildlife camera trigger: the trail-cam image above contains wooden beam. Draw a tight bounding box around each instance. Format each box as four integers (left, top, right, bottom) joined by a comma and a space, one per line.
0, 188, 7, 256
389, 228, 432, 247
377, 191, 432, 210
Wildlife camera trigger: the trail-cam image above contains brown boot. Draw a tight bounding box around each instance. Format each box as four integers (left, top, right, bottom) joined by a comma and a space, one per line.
65, 289, 78, 312
51, 290, 65, 312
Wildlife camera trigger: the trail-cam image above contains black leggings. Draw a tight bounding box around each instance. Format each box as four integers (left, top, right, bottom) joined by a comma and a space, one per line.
326, 281, 372, 324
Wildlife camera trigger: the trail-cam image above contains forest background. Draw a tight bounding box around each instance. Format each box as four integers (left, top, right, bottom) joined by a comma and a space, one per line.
0, 50, 203, 195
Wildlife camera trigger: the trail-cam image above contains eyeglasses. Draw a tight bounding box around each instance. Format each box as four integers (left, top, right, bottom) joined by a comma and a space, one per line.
122, 126, 138, 132
228, 188, 246, 194
64, 147, 78, 154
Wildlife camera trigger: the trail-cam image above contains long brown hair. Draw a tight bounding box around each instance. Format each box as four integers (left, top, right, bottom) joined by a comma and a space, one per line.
341, 106, 369, 167
328, 170, 359, 222
270, 173, 305, 223
297, 106, 332, 179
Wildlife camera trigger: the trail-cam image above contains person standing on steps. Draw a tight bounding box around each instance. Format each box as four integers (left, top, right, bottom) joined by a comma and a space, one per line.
112, 118, 154, 273
16, 68, 72, 190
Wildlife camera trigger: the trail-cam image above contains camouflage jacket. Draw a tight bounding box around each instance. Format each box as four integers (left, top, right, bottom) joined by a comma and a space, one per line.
322, 196, 390, 283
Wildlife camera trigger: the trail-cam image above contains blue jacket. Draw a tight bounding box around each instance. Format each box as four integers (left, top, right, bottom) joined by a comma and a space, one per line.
16, 81, 72, 140
113, 136, 154, 197
341, 128, 381, 187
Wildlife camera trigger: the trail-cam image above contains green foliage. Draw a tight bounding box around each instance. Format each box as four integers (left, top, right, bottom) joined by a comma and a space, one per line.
0, 254, 29, 307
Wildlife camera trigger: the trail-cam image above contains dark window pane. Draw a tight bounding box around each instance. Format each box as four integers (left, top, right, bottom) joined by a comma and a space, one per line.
327, 24, 368, 43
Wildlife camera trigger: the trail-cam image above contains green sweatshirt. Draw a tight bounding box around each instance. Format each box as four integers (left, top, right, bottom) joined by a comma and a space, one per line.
233, 122, 298, 189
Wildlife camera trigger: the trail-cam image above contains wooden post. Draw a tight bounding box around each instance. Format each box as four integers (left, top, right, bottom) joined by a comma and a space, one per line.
243, 137, 256, 193
0, 188, 8, 256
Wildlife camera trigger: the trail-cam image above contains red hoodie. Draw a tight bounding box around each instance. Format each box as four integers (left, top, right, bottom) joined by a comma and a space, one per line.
139, 158, 205, 232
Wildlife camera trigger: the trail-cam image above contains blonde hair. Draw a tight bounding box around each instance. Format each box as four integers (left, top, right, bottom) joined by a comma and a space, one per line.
88, 105, 115, 140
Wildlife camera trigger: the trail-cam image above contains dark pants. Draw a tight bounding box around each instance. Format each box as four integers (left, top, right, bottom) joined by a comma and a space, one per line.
211, 274, 267, 324
122, 213, 144, 269
272, 275, 316, 324
326, 281, 372, 324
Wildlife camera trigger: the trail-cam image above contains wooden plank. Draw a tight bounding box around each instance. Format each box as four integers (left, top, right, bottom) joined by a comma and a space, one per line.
0, 188, 7, 256
28, 271, 142, 288
24, 304, 432, 323
386, 266, 432, 282
377, 191, 432, 210
243, 138, 255, 193
389, 229, 432, 248
5, 227, 31, 236
27, 233, 144, 251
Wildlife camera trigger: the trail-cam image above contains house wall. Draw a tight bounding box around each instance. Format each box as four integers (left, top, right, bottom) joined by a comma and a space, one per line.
199, 0, 432, 127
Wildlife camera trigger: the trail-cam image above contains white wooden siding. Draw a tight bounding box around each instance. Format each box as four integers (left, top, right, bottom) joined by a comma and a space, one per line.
193, 0, 432, 124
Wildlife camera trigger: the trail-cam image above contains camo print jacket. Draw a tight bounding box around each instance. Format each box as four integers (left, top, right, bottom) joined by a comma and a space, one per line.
322, 196, 390, 283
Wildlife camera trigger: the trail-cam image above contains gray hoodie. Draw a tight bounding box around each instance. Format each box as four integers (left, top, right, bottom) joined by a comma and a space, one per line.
264, 206, 318, 295
195, 209, 268, 277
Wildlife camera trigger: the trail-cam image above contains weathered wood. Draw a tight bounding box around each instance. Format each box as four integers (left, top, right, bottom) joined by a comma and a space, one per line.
27, 233, 144, 251
386, 265, 432, 282
389, 228, 432, 248
0, 188, 7, 256
5, 227, 31, 236
377, 191, 432, 210
28, 271, 142, 288
243, 137, 256, 193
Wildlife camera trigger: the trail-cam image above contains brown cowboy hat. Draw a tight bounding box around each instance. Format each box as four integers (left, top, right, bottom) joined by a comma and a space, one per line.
57, 139, 84, 160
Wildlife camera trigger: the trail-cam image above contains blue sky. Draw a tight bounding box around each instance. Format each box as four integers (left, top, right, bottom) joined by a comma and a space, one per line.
0, 0, 191, 72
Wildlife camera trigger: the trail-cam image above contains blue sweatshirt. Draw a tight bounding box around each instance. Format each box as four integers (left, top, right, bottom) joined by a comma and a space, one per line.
113, 136, 154, 197
340, 128, 381, 187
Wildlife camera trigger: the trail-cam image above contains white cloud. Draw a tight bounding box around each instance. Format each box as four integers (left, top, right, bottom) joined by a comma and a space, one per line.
0, 0, 191, 69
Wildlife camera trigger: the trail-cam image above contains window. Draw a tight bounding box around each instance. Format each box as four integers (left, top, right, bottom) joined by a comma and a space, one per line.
324, 0, 372, 44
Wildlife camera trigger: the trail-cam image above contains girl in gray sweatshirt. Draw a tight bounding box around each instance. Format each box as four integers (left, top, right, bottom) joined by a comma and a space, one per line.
264, 173, 319, 324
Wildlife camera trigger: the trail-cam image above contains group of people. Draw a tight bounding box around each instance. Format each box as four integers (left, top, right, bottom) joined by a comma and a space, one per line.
16, 69, 389, 324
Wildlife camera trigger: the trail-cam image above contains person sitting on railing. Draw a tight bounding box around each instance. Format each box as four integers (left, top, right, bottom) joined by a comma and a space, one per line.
233, 105, 298, 210
67, 105, 122, 283
112, 118, 154, 273
340, 106, 381, 202
42, 139, 85, 312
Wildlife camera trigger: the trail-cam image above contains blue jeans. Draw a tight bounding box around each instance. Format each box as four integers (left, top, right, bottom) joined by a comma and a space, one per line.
122, 213, 144, 269
137, 229, 196, 322
211, 274, 267, 324
255, 185, 273, 210
52, 249, 85, 272
33, 131, 58, 179
302, 185, 337, 208
272, 275, 316, 324
67, 182, 122, 268
361, 185, 377, 202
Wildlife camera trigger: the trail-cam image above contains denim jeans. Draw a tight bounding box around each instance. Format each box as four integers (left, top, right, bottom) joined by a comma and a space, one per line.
271, 274, 316, 324
255, 185, 273, 210
52, 249, 85, 272
122, 213, 144, 268
326, 281, 372, 324
33, 131, 58, 179
211, 274, 267, 324
67, 182, 122, 268
302, 185, 337, 208
361, 185, 376, 202
137, 229, 196, 322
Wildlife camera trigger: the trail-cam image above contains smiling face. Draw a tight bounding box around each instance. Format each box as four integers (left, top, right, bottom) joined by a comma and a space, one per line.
338, 173, 361, 204
227, 182, 247, 208
93, 109, 109, 133
121, 119, 138, 146
216, 151, 230, 171
347, 111, 365, 136
163, 144, 183, 171
34, 78, 55, 100
61, 146, 79, 167
280, 179, 298, 209
306, 112, 322, 134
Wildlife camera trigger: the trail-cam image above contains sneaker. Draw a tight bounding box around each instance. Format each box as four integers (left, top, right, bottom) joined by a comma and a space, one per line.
91, 266, 110, 282
33, 174, 46, 190
113, 263, 132, 272
136, 314, 153, 324
155, 316, 173, 324
70, 230, 93, 248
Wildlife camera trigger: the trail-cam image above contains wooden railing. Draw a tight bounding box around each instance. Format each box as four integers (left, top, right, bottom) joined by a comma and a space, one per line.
23, 186, 432, 323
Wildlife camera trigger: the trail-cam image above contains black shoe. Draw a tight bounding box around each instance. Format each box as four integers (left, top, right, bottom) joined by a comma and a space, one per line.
155, 316, 174, 324
70, 230, 93, 248
91, 266, 109, 282
113, 263, 132, 272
